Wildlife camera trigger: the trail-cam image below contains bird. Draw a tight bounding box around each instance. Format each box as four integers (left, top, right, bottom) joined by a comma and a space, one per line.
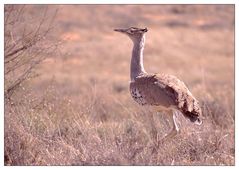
114, 27, 202, 142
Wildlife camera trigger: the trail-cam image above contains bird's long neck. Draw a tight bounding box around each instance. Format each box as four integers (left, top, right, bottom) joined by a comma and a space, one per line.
130, 35, 146, 81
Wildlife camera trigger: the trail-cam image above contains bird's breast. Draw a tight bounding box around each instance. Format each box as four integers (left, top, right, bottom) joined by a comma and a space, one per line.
130, 87, 147, 105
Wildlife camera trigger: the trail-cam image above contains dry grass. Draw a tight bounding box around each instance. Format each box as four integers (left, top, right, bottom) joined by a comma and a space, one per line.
4, 5, 234, 165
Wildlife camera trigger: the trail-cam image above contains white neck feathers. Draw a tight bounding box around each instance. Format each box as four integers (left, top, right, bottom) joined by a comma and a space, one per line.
130, 35, 146, 81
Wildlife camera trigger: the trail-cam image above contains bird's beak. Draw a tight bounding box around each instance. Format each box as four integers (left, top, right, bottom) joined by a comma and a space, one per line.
114, 28, 127, 33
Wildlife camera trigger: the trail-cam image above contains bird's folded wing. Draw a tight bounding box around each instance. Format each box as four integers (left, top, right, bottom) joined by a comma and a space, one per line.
132, 74, 200, 117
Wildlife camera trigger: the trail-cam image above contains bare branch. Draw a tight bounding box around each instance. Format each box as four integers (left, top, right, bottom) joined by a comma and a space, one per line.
4, 5, 60, 98
5, 44, 30, 58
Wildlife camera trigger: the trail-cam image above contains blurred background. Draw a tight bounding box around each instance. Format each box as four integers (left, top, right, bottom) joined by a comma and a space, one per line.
4, 5, 234, 165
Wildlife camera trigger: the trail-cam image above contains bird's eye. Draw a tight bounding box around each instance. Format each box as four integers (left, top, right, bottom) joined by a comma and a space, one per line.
128, 30, 133, 34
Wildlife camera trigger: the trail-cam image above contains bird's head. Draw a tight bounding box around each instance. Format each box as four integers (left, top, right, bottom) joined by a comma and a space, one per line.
114, 27, 148, 43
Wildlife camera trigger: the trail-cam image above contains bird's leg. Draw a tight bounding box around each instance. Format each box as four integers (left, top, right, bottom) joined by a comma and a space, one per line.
158, 109, 180, 144
148, 111, 158, 144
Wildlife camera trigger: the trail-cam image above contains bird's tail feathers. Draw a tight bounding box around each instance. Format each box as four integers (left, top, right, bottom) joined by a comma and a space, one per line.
183, 111, 202, 125
194, 118, 202, 125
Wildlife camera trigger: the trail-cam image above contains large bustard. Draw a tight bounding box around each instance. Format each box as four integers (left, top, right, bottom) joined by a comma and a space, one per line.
114, 27, 202, 141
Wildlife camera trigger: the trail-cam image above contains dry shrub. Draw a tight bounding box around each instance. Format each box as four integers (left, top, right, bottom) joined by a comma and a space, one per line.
4, 5, 59, 98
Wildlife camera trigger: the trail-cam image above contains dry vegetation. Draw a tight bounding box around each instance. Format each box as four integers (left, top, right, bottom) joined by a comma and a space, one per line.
4, 5, 234, 165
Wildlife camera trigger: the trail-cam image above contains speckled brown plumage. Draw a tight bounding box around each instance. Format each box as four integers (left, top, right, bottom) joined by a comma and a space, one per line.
130, 73, 202, 123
